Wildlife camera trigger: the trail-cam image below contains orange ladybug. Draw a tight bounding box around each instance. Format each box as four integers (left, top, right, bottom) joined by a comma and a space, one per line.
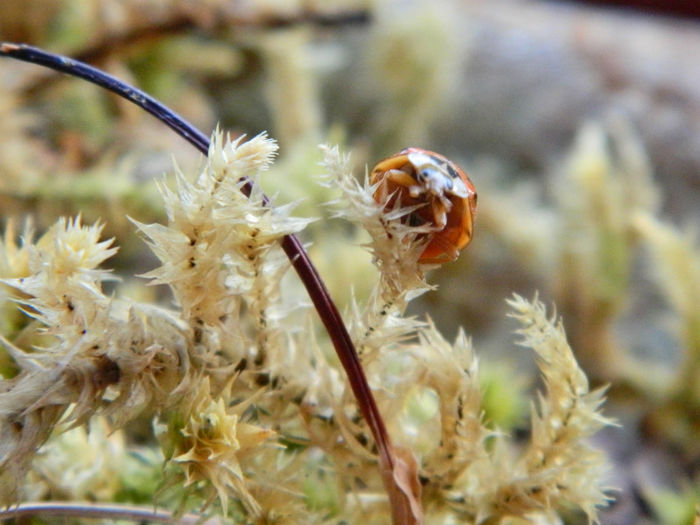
370, 148, 477, 264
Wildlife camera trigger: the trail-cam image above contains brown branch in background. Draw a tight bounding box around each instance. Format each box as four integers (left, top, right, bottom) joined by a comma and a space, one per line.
76, 8, 371, 64
17, 9, 370, 70
8, 8, 370, 96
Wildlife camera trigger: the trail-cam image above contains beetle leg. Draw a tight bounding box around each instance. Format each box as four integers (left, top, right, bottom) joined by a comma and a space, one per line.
385, 169, 419, 188
437, 193, 453, 213
432, 199, 448, 229
408, 185, 425, 199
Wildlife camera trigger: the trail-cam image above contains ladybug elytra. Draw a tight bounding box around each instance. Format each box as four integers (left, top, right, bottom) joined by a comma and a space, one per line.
370, 148, 477, 264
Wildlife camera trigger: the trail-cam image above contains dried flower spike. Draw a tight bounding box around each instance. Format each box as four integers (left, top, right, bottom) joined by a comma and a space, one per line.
370, 148, 477, 264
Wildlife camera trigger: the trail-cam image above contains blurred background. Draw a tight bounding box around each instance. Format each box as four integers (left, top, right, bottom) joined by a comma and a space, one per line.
1, 1, 698, 523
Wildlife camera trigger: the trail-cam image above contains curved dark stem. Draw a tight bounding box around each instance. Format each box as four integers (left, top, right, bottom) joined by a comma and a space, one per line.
0, 41, 400, 513
0, 44, 210, 153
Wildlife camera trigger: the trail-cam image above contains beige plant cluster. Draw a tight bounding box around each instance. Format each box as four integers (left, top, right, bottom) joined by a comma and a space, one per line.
0, 131, 613, 523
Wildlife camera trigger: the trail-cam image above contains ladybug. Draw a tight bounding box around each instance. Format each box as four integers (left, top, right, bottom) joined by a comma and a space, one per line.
370, 148, 477, 264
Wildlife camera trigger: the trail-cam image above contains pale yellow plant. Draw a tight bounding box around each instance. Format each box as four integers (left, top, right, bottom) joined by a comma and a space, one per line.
320, 146, 614, 523
0, 131, 614, 523
23, 417, 126, 502
632, 212, 700, 454
163, 377, 277, 516
552, 120, 659, 378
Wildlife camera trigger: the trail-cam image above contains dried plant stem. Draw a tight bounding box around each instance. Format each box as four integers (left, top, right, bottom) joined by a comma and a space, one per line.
0, 42, 411, 523
0, 501, 213, 524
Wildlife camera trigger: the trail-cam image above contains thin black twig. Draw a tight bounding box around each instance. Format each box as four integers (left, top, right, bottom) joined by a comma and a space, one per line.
1, 44, 210, 152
